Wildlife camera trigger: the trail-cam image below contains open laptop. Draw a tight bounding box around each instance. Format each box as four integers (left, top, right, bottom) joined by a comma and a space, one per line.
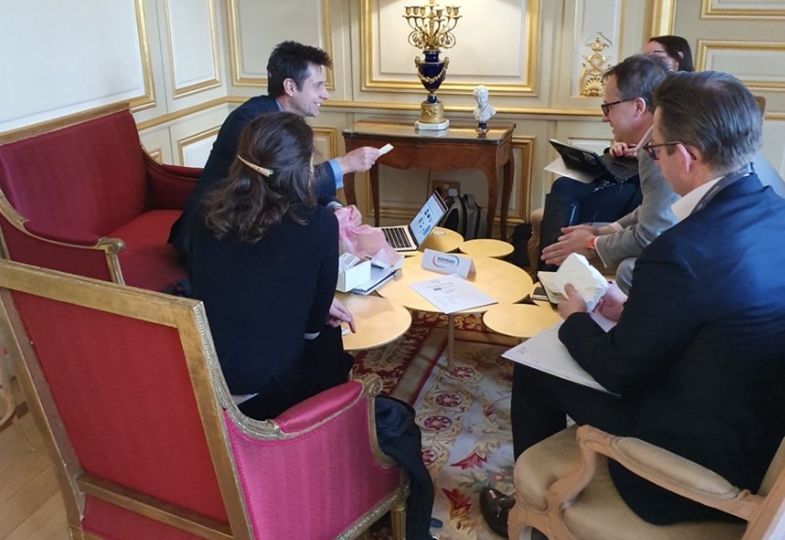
549, 139, 638, 182
380, 191, 448, 253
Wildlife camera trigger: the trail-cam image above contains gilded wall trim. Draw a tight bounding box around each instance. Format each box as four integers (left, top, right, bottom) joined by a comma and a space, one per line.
697, 40, 785, 91
312, 127, 339, 160
164, 0, 222, 98
136, 97, 227, 131
177, 126, 220, 165
650, 0, 677, 35
319, 99, 601, 117
146, 148, 163, 163
226, 0, 335, 90
511, 136, 535, 223
700, 0, 785, 20
360, 0, 541, 96
130, 0, 156, 111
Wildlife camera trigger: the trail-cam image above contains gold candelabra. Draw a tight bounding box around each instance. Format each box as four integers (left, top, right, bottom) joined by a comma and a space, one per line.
403, 0, 461, 51
403, 0, 462, 130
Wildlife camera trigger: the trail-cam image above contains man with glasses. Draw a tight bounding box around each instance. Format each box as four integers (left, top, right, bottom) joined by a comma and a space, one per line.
485, 70, 785, 533
539, 55, 667, 278
537, 55, 679, 292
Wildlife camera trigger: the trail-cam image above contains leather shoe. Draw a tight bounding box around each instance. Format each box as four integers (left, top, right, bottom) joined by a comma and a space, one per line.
479, 486, 515, 538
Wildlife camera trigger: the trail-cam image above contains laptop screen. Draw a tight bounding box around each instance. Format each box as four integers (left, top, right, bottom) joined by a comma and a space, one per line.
410, 192, 447, 245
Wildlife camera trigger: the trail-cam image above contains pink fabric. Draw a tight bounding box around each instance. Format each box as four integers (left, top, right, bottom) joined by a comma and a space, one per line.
334, 205, 399, 265
83, 496, 208, 539
224, 381, 402, 539
110, 210, 186, 291
275, 379, 362, 433
14, 291, 228, 522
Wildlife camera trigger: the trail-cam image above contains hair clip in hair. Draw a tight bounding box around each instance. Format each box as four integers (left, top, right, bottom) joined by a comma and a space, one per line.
237, 155, 273, 177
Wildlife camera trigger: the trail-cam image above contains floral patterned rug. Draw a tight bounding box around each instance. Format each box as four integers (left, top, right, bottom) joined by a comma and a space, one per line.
354, 312, 518, 540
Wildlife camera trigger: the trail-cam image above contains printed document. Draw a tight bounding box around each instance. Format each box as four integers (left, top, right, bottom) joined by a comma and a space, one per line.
502, 312, 617, 394
409, 274, 496, 314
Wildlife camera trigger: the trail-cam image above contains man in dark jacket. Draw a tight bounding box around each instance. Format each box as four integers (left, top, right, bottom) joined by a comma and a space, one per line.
169, 41, 381, 256
484, 70, 785, 531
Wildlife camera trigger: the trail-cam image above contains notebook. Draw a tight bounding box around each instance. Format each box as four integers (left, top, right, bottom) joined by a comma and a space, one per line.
380, 191, 448, 253
549, 139, 638, 183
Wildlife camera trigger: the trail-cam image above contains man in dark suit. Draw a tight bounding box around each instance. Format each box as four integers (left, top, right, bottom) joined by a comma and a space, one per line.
483, 71, 785, 531
169, 41, 382, 256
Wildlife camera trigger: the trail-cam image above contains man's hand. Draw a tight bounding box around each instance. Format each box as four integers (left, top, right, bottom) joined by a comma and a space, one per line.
595, 282, 627, 322
609, 142, 638, 158
337, 146, 381, 174
558, 283, 587, 319
561, 223, 600, 235
541, 228, 596, 266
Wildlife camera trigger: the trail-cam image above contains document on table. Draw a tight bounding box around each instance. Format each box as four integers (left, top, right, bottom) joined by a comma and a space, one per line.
502, 312, 618, 395
408, 273, 497, 314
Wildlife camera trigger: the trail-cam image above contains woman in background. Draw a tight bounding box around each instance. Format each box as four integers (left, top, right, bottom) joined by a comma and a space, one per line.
643, 35, 694, 71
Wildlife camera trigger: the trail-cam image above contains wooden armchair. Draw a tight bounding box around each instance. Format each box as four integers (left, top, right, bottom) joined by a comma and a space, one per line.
0, 260, 407, 539
0, 103, 200, 291
508, 425, 785, 540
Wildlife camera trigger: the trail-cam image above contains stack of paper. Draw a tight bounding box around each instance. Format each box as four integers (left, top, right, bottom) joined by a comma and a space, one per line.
502, 312, 617, 394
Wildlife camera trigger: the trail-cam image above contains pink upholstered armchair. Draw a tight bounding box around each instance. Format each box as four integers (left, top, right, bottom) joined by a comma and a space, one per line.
0, 103, 200, 291
0, 260, 406, 539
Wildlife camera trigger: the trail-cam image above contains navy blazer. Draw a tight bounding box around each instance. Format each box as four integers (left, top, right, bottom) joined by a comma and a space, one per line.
560, 173, 785, 522
169, 95, 338, 255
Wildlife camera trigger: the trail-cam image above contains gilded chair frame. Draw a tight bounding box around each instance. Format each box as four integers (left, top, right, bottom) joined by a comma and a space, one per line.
0, 260, 253, 539
508, 425, 785, 540
0, 260, 407, 539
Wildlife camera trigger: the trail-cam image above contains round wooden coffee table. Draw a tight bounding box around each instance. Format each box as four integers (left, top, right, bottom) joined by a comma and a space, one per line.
460, 238, 514, 259
483, 303, 561, 340
376, 254, 533, 366
335, 292, 412, 352
421, 226, 463, 253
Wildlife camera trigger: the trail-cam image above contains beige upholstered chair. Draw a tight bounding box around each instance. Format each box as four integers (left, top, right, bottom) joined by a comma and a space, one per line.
508, 425, 785, 540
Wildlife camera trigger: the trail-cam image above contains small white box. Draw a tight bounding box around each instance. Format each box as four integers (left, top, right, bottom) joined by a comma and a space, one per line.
337, 259, 372, 292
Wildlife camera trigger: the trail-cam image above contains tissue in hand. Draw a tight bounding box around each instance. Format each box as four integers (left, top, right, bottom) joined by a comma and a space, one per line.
540, 253, 608, 310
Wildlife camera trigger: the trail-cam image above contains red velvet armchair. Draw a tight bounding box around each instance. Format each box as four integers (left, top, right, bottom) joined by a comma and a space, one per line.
0, 103, 200, 291
0, 260, 407, 539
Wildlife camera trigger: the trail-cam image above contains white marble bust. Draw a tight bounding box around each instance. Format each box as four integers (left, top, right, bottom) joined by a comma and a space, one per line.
473, 85, 496, 123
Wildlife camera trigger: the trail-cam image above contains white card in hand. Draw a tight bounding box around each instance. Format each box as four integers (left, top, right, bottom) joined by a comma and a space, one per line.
378, 143, 394, 156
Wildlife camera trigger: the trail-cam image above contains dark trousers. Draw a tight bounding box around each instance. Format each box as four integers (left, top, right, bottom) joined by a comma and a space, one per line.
239, 326, 354, 420
511, 364, 740, 525
511, 363, 621, 458
539, 177, 642, 271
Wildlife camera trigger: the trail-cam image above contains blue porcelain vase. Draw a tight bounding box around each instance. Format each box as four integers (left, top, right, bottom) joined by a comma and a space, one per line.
416, 49, 449, 102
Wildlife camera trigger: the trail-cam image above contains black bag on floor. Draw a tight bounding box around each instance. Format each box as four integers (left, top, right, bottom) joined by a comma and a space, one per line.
440, 193, 486, 239
509, 222, 532, 270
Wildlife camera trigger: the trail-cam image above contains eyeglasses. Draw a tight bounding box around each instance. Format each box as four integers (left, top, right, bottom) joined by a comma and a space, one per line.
642, 141, 687, 160
600, 98, 636, 116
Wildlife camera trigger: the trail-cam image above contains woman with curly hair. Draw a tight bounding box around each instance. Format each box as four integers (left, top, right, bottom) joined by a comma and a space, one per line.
189, 111, 353, 419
